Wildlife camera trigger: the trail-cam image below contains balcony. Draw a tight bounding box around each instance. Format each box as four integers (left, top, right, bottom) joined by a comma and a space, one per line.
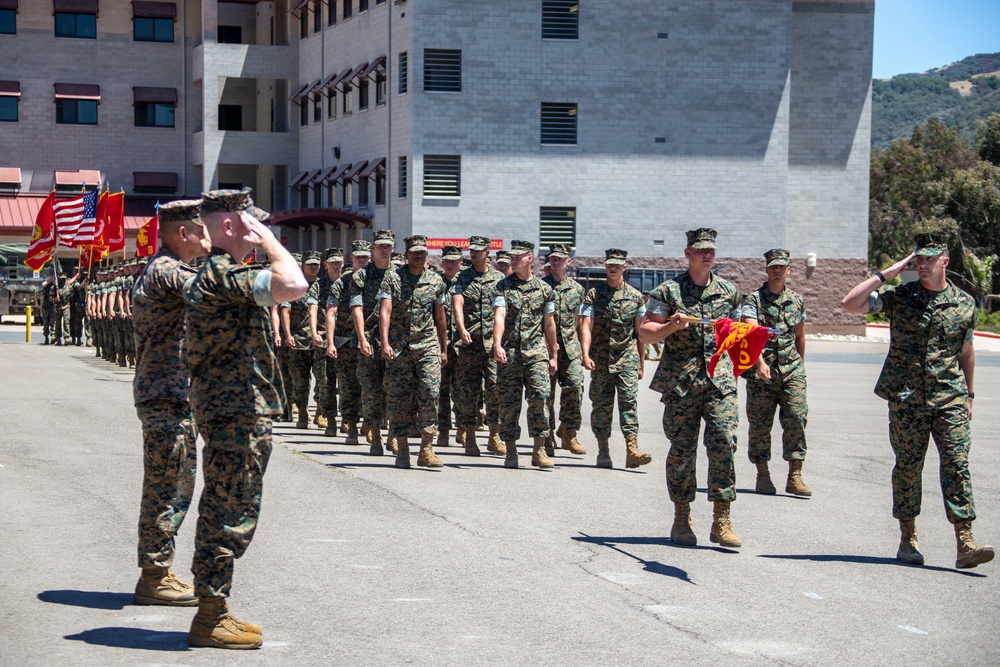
192, 130, 296, 166
192, 43, 296, 82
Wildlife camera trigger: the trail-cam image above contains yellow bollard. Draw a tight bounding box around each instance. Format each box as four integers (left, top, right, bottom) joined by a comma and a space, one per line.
25, 305, 32, 343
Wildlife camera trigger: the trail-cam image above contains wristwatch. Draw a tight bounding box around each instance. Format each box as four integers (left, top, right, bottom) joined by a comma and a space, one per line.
968, 392, 975, 400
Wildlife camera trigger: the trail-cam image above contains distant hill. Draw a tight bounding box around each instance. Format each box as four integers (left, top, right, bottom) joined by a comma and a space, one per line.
872, 52, 1000, 148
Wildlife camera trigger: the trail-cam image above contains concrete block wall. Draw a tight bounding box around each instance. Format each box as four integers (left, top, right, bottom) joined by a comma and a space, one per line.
0, 0, 201, 196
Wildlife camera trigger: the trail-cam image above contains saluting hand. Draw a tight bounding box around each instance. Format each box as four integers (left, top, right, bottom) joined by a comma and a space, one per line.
240, 212, 276, 247
883, 253, 916, 281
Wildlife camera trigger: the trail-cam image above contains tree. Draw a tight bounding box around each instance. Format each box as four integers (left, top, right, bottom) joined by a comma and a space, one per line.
977, 112, 1000, 166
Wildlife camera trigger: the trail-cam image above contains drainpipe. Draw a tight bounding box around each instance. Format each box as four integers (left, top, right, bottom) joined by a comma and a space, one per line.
181, 0, 187, 195
386, 1, 392, 230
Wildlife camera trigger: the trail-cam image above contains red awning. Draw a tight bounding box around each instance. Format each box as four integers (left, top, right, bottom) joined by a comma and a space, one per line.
131, 1, 175, 18
0, 194, 157, 232
54, 169, 101, 186
305, 79, 323, 98
324, 164, 351, 184
0, 1, 18, 11
0, 81, 20, 98
132, 86, 177, 105
54, 83, 101, 101
269, 207, 373, 230
53, 0, 99, 14
303, 169, 323, 186
319, 71, 341, 91
133, 171, 178, 189
0, 167, 21, 185
316, 165, 340, 183
287, 0, 309, 13
361, 56, 386, 79
344, 161, 369, 181
358, 157, 385, 179
287, 83, 311, 102
288, 171, 310, 187
346, 63, 369, 83
325, 68, 354, 93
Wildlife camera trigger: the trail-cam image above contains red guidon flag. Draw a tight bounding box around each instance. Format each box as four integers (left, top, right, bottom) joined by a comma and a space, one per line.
134, 213, 158, 258
106, 191, 126, 254
25, 192, 56, 271
708, 317, 771, 378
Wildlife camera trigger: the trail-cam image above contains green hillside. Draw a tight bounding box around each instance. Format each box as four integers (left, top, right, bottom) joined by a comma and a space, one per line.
872, 53, 1000, 148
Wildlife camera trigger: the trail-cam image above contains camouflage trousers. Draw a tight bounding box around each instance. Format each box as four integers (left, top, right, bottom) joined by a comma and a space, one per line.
386, 347, 442, 437
323, 354, 338, 419
662, 383, 738, 503
357, 340, 387, 427
192, 413, 273, 599
548, 349, 584, 433
136, 399, 197, 569
589, 367, 639, 440
41, 306, 54, 339
289, 346, 327, 410
453, 342, 499, 428
336, 346, 362, 423
51, 305, 70, 341
70, 305, 85, 339
497, 357, 551, 442
745, 373, 807, 463
276, 345, 293, 417
439, 346, 458, 431
888, 400, 976, 524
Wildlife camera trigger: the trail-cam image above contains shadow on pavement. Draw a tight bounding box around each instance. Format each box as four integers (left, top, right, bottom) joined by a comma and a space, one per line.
573, 532, 728, 585
38, 590, 133, 610
64, 627, 190, 651
758, 553, 987, 577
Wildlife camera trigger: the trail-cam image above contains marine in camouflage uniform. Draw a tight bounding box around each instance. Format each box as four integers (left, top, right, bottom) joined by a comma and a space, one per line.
492, 240, 558, 469
280, 250, 327, 429
131, 199, 206, 608
641, 228, 743, 548
437, 246, 463, 447
315, 248, 344, 432
40, 277, 54, 344
350, 229, 397, 455
122, 260, 138, 367
327, 240, 371, 444
843, 231, 993, 569
451, 235, 505, 455
542, 244, 586, 457
70, 273, 87, 345
741, 248, 811, 497
580, 248, 650, 469
184, 188, 307, 649
379, 235, 449, 468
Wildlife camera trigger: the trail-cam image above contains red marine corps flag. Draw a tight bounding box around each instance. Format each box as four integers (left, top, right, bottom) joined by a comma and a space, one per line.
25, 191, 56, 271
134, 211, 158, 258
708, 317, 772, 378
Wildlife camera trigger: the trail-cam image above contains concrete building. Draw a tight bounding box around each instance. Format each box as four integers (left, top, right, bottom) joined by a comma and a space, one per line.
0, 0, 874, 331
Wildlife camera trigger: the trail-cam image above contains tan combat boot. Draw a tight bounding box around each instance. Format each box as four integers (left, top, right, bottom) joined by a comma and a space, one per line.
896, 518, 924, 565
324, 416, 338, 437
369, 425, 384, 456
955, 520, 995, 569
670, 502, 697, 546
755, 462, 777, 495
595, 439, 613, 469
544, 433, 556, 458
710, 501, 742, 547
386, 435, 398, 455
134, 566, 198, 606
394, 436, 411, 468
464, 428, 481, 457
456, 427, 467, 446
487, 425, 506, 455
344, 421, 360, 445
560, 428, 587, 455
504, 441, 519, 468
437, 428, 450, 448
296, 404, 309, 429
188, 597, 262, 650
786, 460, 812, 497
314, 413, 328, 428
531, 436, 555, 469
417, 433, 444, 468
625, 434, 652, 468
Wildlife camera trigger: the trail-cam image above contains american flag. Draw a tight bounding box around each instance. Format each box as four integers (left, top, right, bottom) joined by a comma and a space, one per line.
53, 188, 103, 248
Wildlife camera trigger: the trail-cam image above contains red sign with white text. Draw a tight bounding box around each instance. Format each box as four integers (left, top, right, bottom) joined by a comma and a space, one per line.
426, 238, 504, 250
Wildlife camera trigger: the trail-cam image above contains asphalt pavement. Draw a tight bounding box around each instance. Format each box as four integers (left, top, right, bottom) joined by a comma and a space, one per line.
1, 336, 998, 666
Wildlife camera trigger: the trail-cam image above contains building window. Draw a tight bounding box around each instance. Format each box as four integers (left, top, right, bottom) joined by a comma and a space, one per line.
398, 156, 407, 198
398, 51, 408, 94
541, 102, 578, 145
375, 171, 385, 206
0, 97, 17, 123
328, 0, 337, 25
424, 49, 461, 93
55, 12, 97, 39
327, 91, 337, 119
359, 0, 368, 12
376, 76, 386, 106
1, 8, 17, 34
313, 96, 322, 122
313, 2, 323, 31
299, 100, 309, 126
134, 17, 174, 42
542, 1, 579, 40
328, 182, 337, 206
343, 0, 352, 20
358, 178, 369, 208
423, 155, 460, 198
376, 0, 385, 4
342, 84, 353, 114
343, 180, 353, 207
358, 79, 369, 110
56, 99, 98, 125
135, 103, 175, 128
219, 104, 243, 131
217, 25, 242, 43
539, 207, 577, 246
300, 8, 308, 38
313, 185, 322, 208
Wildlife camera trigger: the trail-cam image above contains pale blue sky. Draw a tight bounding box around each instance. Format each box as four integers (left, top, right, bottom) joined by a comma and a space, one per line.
874, 0, 1000, 78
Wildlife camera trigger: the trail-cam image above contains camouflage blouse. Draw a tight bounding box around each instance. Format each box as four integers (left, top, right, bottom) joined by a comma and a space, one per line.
646, 272, 742, 397
131, 248, 196, 405
326, 269, 355, 347
741, 283, 806, 380
543, 275, 584, 360
869, 280, 976, 408
379, 267, 448, 354
581, 281, 647, 374
451, 266, 504, 351
492, 274, 556, 364
349, 264, 389, 342
184, 248, 282, 419
279, 279, 318, 350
